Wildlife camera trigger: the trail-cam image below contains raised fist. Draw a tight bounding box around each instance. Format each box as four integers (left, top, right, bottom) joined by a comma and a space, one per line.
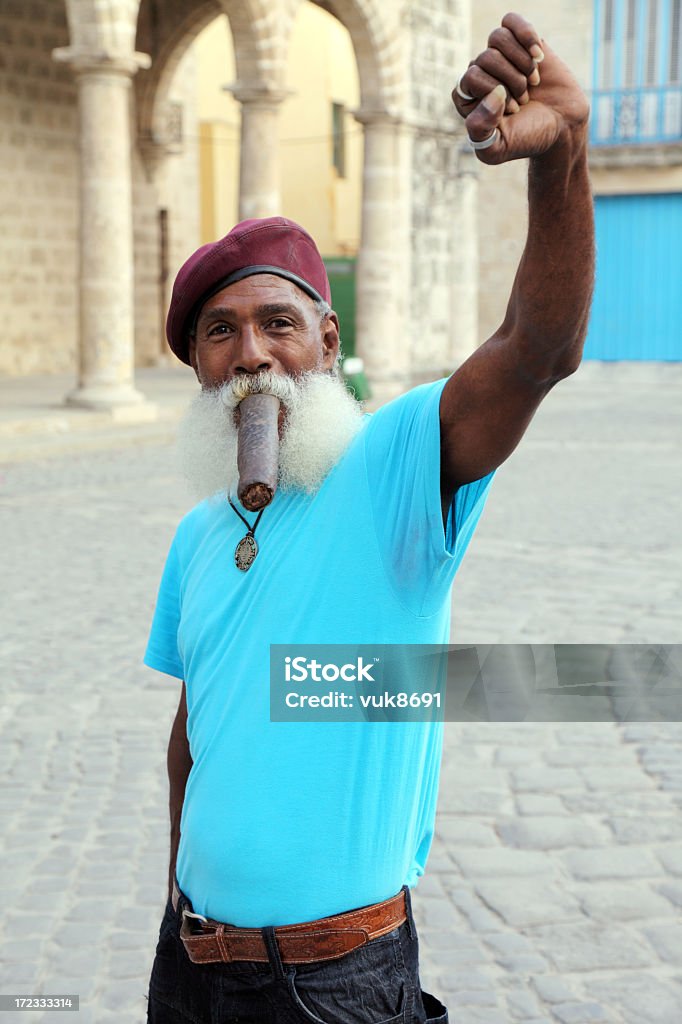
452, 12, 590, 164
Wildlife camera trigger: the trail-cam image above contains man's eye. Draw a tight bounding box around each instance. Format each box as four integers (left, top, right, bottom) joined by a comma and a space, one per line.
267, 318, 293, 330
207, 324, 230, 337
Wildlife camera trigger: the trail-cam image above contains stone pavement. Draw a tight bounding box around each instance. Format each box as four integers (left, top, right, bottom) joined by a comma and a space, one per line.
1, 362, 681, 1023
0, 365, 198, 463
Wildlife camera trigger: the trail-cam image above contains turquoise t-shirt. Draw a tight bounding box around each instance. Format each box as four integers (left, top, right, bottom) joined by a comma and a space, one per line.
144, 378, 494, 926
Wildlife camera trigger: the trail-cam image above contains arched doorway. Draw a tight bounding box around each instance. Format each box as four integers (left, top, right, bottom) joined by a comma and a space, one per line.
135, 0, 406, 393
192, 3, 362, 357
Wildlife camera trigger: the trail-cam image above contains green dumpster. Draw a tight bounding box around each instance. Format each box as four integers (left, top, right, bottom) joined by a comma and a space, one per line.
323, 256, 371, 401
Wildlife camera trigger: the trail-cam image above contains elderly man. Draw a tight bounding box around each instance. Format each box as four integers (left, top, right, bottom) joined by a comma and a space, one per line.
144, 12, 594, 1024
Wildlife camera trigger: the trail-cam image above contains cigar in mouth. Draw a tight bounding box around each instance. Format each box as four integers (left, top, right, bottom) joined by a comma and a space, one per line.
236, 393, 281, 511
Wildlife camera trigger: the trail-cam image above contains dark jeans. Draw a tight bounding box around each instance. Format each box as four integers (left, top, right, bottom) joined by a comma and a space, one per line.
146, 884, 448, 1023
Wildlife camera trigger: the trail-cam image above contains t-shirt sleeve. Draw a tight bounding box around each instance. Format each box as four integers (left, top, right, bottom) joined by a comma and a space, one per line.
143, 530, 184, 680
362, 377, 494, 617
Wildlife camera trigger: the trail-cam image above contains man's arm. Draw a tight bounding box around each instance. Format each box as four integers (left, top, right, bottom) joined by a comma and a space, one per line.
167, 681, 192, 901
440, 13, 595, 509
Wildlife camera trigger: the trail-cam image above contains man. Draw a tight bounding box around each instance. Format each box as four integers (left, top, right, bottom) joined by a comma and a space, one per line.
144, 12, 594, 1023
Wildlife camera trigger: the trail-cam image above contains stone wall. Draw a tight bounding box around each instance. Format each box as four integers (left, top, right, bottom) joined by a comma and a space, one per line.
132, 145, 162, 367
2, 0, 679, 385
0, 0, 464, 383
406, 0, 470, 381
0, 0, 78, 375
0, 0, 201, 377
472, 1, 594, 346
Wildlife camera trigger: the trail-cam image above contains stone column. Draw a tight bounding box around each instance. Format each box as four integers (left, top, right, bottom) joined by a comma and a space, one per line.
227, 86, 288, 220
450, 144, 480, 368
353, 110, 410, 403
53, 49, 151, 409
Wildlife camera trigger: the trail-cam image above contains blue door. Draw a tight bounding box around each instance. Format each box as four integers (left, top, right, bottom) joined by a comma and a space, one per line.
584, 192, 682, 360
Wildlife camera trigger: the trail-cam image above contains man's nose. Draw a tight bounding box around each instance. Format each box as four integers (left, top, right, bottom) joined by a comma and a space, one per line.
232, 326, 272, 375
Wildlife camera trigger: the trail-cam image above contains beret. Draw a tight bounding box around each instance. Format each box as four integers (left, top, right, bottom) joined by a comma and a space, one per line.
165, 216, 332, 365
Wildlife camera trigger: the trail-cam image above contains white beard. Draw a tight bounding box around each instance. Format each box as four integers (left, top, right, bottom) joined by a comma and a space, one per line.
176, 369, 365, 504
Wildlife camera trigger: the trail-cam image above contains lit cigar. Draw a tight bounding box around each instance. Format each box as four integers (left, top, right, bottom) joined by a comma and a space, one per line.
236, 393, 281, 511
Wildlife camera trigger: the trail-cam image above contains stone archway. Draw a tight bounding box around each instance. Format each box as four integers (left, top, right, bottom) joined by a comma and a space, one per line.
136, 0, 292, 225
133, 0, 292, 354
135, 0, 290, 157
309, 0, 402, 113
56, 0, 413, 404
136, 0, 223, 160
135, 0, 410, 394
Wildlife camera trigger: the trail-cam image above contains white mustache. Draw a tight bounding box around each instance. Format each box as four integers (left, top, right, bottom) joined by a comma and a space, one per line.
218, 370, 303, 413
175, 370, 364, 503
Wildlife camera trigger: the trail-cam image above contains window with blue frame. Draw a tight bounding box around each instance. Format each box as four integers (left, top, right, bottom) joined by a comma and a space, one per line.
592, 0, 682, 143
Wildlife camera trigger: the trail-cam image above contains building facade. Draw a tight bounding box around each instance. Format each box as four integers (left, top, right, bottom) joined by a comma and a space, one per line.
587, 0, 682, 359
0, 0, 479, 408
195, 7, 363, 260
474, 0, 682, 361
0, 1, 679, 408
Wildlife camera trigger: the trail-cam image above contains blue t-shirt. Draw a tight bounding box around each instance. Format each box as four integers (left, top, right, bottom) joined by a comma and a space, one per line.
144, 378, 494, 926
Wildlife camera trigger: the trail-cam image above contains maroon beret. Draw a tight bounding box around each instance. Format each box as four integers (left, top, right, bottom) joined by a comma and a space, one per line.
165, 216, 332, 365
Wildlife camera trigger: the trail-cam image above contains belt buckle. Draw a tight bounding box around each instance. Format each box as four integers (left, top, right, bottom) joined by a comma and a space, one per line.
181, 907, 210, 933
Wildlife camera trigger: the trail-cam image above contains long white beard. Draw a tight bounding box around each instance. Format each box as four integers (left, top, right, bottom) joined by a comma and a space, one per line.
176, 369, 365, 504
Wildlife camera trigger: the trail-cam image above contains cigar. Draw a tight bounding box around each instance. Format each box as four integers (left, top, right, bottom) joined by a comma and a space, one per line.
236, 393, 281, 511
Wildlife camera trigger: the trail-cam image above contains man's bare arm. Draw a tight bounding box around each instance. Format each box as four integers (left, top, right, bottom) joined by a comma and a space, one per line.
440, 13, 595, 507
167, 681, 192, 901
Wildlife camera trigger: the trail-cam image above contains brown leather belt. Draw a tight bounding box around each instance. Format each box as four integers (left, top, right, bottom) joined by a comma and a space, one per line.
172, 878, 407, 965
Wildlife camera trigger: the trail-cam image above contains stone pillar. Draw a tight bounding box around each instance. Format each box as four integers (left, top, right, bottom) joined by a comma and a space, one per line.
450, 144, 480, 368
353, 110, 410, 403
228, 86, 288, 220
53, 49, 151, 409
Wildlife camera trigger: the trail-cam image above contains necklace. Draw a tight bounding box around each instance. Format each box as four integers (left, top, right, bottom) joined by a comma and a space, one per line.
228, 497, 265, 572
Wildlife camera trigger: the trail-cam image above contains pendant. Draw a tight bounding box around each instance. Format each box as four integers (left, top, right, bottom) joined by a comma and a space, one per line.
235, 532, 258, 572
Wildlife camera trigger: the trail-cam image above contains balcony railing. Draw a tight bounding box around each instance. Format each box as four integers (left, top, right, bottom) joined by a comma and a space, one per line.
590, 85, 682, 145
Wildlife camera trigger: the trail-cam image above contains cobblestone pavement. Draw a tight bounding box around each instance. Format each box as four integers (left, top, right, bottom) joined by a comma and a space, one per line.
1, 363, 681, 1023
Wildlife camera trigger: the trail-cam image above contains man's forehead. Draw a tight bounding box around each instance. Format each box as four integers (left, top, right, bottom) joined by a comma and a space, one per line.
200, 274, 314, 314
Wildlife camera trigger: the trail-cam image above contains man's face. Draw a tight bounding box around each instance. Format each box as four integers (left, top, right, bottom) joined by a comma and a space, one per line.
188, 274, 340, 389
177, 273, 363, 503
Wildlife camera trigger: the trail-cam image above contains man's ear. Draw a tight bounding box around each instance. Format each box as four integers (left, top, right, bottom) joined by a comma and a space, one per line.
321, 312, 341, 370
188, 334, 200, 380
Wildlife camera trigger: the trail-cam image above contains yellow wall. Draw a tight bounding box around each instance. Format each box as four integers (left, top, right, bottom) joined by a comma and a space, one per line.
279, 3, 362, 256
194, 3, 361, 256
195, 15, 240, 243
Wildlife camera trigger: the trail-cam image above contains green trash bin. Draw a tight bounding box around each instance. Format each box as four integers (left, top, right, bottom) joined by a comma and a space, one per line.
324, 256, 356, 359
323, 257, 371, 401
341, 356, 372, 402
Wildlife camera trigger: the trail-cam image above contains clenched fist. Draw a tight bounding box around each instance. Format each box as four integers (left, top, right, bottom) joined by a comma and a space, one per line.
452, 12, 590, 164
